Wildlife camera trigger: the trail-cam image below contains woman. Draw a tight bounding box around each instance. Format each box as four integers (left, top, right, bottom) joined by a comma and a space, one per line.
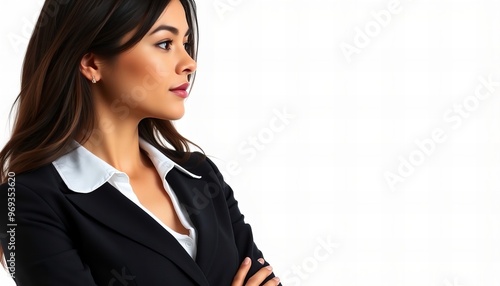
0, 0, 281, 285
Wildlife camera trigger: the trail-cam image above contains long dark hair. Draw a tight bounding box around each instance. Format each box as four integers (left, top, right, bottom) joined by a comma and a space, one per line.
0, 0, 205, 265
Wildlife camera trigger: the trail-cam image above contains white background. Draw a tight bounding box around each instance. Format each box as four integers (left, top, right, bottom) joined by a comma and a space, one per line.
1, 0, 500, 285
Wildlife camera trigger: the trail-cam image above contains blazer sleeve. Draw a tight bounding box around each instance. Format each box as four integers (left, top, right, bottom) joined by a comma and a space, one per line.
0, 182, 97, 286
204, 156, 282, 286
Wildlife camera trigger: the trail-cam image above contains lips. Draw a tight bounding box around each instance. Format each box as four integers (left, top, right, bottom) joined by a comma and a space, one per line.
170, 82, 189, 91
170, 82, 189, 98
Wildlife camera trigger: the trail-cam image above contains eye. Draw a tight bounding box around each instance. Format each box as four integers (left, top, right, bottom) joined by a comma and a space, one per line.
157, 40, 173, 51
157, 40, 192, 52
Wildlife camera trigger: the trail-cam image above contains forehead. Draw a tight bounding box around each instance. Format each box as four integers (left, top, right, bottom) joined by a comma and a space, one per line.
118, 0, 189, 46
153, 0, 189, 30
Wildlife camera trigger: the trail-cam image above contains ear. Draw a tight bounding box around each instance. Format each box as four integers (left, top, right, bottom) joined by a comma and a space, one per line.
79, 52, 103, 83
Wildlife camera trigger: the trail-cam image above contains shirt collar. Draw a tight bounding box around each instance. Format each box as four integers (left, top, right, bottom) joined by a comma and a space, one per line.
52, 137, 201, 193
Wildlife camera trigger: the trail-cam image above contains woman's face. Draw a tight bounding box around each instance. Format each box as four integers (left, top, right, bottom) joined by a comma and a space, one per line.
96, 0, 196, 122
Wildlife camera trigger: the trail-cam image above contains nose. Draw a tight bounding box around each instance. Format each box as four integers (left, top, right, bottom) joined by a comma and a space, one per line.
176, 49, 197, 76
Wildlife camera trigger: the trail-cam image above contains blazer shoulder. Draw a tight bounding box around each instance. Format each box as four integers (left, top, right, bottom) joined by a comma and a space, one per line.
0, 163, 63, 193
174, 150, 209, 169
0, 163, 64, 236
174, 151, 224, 178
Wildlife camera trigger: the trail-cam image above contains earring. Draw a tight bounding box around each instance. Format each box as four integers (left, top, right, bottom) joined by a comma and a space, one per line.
91, 75, 97, 84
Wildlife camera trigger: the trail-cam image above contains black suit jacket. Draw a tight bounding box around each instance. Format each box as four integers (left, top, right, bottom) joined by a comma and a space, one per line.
0, 151, 280, 285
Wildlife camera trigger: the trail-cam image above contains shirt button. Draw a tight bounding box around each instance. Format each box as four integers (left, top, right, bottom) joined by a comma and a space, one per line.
185, 241, 193, 247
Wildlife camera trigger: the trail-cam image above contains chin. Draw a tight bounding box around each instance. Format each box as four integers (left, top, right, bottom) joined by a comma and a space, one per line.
162, 110, 185, 121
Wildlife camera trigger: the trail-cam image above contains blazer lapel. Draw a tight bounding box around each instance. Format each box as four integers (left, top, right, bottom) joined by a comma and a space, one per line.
64, 180, 210, 286
166, 167, 219, 277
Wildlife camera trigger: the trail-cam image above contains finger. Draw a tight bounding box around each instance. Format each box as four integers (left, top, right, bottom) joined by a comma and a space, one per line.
262, 277, 281, 286
257, 258, 281, 286
231, 257, 251, 286
245, 265, 274, 286
257, 258, 281, 285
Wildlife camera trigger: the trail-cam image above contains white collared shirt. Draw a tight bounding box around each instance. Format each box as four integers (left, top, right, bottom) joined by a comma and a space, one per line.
51, 137, 202, 260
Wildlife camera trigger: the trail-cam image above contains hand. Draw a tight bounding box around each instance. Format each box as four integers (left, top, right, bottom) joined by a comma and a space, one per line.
231, 257, 281, 286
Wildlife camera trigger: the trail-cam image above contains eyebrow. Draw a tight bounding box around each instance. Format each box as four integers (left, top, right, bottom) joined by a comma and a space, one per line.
149, 25, 191, 37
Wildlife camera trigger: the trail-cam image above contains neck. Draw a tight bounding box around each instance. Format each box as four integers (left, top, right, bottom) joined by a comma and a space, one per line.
76, 119, 151, 180
76, 82, 155, 179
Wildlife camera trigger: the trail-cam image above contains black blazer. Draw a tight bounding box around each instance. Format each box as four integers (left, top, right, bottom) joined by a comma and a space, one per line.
0, 151, 280, 285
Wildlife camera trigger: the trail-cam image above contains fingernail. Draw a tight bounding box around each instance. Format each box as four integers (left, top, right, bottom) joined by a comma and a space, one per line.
243, 257, 250, 265
257, 258, 265, 264
265, 265, 273, 271
273, 277, 281, 282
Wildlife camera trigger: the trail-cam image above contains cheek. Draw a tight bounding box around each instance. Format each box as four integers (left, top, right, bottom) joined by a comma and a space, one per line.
104, 45, 176, 101
120, 53, 171, 92
119, 53, 150, 82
